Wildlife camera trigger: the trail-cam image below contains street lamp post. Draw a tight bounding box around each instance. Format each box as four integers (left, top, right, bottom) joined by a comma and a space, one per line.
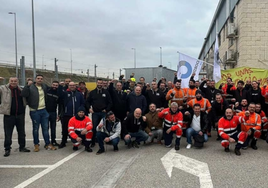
70, 49, 73, 74
131, 48, 136, 68
160, 47, 162, 66
8, 12, 18, 78
31, 0, 36, 78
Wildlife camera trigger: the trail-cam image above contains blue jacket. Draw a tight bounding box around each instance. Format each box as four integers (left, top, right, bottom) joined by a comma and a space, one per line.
126, 92, 147, 114
62, 89, 85, 117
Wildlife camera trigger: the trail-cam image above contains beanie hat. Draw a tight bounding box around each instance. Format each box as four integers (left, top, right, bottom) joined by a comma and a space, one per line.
195, 90, 202, 96
77, 106, 85, 113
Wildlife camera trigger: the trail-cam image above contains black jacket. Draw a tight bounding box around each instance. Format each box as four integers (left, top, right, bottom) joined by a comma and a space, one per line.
211, 99, 229, 123
246, 88, 264, 105
145, 89, 167, 109
122, 113, 146, 136
86, 88, 112, 113
126, 92, 147, 114
46, 88, 60, 113
184, 111, 208, 133
108, 83, 127, 120
200, 81, 221, 103
234, 88, 247, 103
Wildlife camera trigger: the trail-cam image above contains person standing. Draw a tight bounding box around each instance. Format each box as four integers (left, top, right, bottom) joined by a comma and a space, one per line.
59, 81, 85, 148
0, 77, 30, 157
21, 74, 56, 152
86, 79, 112, 148
46, 81, 61, 146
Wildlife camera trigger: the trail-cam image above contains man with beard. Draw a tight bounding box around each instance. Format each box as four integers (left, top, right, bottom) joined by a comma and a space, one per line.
187, 90, 212, 114
187, 90, 212, 136
158, 102, 183, 150
86, 79, 112, 148
234, 99, 248, 113
244, 79, 252, 91
183, 77, 197, 102
218, 108, 248, 156
166, 80, 187, 108
234, 80, 247, 104
159, 82, 168, 96
254, 103, 268, 140
68, 106, 93, 152
211, 93, 229, 140
246, 81, 264, 105
144, 103, 163, 144
77, 81, 89, 100
238, 103, 261, 150
46, 81, 61, 146
221, 78, 236, 104
200, 78, 221, 104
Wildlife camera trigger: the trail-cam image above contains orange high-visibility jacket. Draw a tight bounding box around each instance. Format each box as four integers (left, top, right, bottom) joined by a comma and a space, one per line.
218, 116, 245, 140
237, 112, 261, 132
166, 87, 186, 106
187, 98, 212, 114
183, 88, 197, 102
68, 116, 93, 140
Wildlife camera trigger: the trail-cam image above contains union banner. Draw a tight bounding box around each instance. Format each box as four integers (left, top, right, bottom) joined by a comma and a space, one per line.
215, 67, 268, 88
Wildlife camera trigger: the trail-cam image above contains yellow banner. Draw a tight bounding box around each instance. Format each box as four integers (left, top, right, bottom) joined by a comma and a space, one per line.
215, 67, 268, 88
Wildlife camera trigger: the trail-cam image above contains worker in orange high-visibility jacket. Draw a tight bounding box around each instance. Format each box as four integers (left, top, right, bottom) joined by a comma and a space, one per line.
218, 108, 248, 156
187, 90, 212, 114
158, 102, 183, 150
237, 103, 261, 150
68, 106, 93, 152
255, 103, 268, 140
183, 77, 197, 102
166, 80, 187, 108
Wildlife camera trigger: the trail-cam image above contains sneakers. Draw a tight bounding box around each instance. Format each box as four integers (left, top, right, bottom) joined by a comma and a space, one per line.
157, 141, 163, 145
85, 147, 93, 152
45, 144, 57, 150
4, 150, 10, 157
73, 146, 78, 151
34, 144, 40, 152
19, 148, 30, 152
251, 145, 258, 150
186, 144, 191, 149
165, 144, 172, 148
175, 145, 180, 151
96, 149, 105, 155
242, 146, 248, 150
224, 147, 230, 152
114, 145, 119, 152
234, 148, 241, 156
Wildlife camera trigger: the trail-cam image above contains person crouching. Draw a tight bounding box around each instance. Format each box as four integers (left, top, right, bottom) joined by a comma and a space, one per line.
68, 107, 93, 152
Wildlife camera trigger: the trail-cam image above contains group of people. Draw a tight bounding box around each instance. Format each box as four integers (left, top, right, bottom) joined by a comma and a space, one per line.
1, 72, 268, 157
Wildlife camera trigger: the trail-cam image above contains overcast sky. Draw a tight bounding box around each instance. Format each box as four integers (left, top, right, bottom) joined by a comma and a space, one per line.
0, 0, 218, 78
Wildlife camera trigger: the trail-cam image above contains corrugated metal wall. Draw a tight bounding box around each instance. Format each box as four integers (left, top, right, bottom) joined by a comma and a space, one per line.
125, 67, 175, 83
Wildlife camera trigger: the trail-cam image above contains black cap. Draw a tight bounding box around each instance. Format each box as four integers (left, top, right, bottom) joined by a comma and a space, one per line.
77, 106, 85, 113
195, 90, 202, 96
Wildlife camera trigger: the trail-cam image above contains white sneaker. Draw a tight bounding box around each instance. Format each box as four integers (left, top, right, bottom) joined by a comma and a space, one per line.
165, 144, 172, 148
186, 144, 191, 149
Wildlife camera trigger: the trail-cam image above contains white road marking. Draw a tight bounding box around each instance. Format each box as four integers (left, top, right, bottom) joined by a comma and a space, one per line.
92, 154, 139, 188
161, 149, 213, 188
0, 165, 51, 168
14, 149, 83, 188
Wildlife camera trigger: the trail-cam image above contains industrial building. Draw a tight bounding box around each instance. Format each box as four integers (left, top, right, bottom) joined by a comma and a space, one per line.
199, 0, 268, 79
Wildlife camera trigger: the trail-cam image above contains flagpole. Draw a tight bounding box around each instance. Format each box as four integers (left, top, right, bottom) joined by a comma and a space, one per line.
177, 51, 214, 67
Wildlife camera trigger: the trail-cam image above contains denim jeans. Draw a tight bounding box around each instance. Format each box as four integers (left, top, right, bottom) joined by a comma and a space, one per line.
96, 131, 120, 150
124, 130, 149, 144
30, 109, 50, 145
48, 112, 57, 143
186, 127, 208, 144
92, 112, 106, 144
147, 129, 163, 142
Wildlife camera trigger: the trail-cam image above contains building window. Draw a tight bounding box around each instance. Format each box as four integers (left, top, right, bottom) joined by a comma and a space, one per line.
230, 10, 234, 23
228, 38, 234, 48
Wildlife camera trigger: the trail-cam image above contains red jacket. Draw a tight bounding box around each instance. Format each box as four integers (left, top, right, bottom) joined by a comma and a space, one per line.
68, 116, 93, 139
218, 116, 245, 140
158, 108, 183, 131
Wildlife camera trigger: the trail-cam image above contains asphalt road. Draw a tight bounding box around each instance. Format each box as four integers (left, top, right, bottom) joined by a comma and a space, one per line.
1, 108, 268, 188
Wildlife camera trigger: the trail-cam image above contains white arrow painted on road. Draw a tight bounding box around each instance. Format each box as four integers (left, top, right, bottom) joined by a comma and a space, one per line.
161, 149, 213, 188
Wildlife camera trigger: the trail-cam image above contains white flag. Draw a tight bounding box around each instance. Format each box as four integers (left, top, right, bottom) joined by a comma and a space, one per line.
177, 52, 204, 88
213, 33, 221, 83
